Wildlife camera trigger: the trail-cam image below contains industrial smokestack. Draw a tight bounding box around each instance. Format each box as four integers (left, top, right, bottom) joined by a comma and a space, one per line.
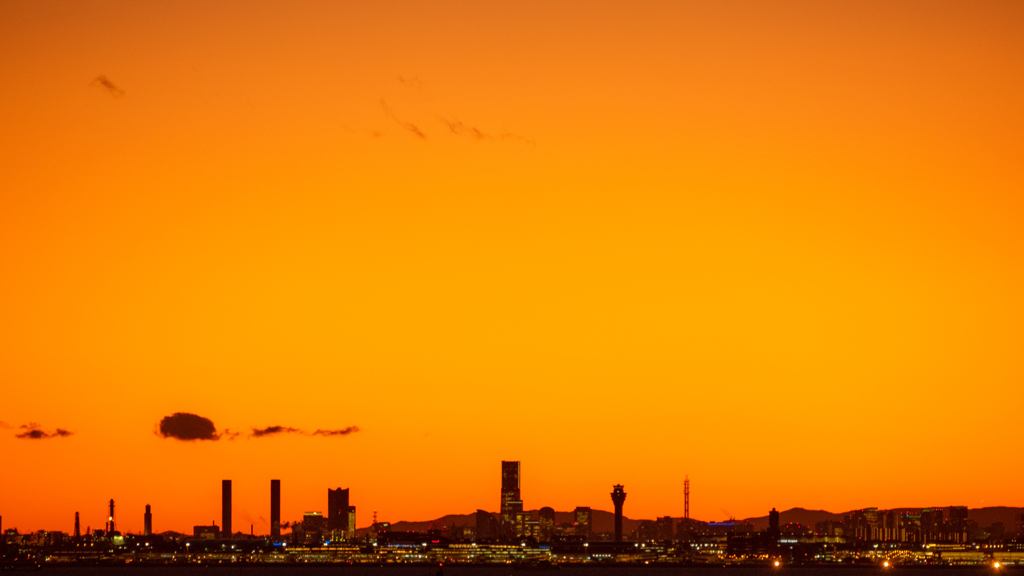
108, 499, 116, 533
222, 480, 232, 539
271, 479, 281, 541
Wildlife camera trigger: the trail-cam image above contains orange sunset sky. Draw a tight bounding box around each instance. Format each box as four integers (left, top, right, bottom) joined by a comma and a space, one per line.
1, 0, 1023, 536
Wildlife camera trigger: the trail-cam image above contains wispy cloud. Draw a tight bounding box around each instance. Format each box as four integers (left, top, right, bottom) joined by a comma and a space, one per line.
311, 426, 360, 437
90, 75, 125, 98
436, 116, 534, 145
15, 424, 73, 440
398, 75, 425, 89
251, 425, 303, 438
381, 99, 427, 140
250, 425, 360, 438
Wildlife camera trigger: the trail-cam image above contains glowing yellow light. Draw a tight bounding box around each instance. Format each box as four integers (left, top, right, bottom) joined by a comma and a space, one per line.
884, 562, 890, 568
995, 563, 1001, 569
774, 561, 780, 567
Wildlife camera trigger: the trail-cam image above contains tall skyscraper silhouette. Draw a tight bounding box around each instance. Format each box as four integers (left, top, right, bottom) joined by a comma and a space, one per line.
328, 488, 350, 535
74, 512, 80, 538
222, 480, 232, 539
611, 485, 627, 542
144, 505, 152, 536
500, 461, 522, 534
271, 480, 281, 541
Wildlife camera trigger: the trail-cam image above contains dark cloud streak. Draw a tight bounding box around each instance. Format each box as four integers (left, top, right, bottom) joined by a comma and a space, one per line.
312, 426, 360, 437
251, 425, 302, 438
398, 75, 424, 89
90, 75, 125, 98
249, 425, 360, 438
381, 99, 426, 140
15, 424, 73, 440
436, 116, 534, 145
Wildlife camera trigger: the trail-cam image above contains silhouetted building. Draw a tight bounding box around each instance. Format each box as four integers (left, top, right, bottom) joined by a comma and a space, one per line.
655, 517, 674, 541
327, 488, 349, 531
501, 461, 521, 534
635, 520, 658, 542
271, 479, 281, 541
476, 510, 499, 540
303, 512, 326, 544
222, 480, 232, 539
574, 506, 592, 539
193, 525, 219, 540
815, 519, 842, 537
920, 508, 943, 542
328, 488, 355, 539
144, 505, 152, 536
514, 511, 532, 538
611, 485, 627, 542
768, 508, 780, 540
74, 512, 80, 538
882, 509, 902, 541
948, 506, 969, 543
539, 507, 556, 541
990, 522, 1006, 542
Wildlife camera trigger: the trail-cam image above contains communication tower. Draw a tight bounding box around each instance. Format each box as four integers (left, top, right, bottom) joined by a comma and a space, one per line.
684, 475, 690, 520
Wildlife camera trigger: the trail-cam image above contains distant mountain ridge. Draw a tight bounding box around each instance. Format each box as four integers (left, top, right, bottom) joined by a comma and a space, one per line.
743, 506, 1024, 531
356, 509, 642, 537
358, 506, 1024, 536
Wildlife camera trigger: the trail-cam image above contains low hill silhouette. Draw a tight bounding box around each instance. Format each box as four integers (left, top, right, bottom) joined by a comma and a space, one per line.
355, 509, 644, 537
357, 506, 1023, 537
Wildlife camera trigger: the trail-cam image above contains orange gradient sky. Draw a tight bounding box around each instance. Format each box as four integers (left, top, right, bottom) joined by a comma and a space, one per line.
2, 0, 1023, 535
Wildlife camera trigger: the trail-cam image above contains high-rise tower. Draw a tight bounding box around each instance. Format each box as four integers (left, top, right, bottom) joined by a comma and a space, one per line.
222, 480, 232, 539
611, 485, 627, 542
271, 480, 281, 541
144, 505, 152, 536
500, 461, 522, 533
328, 488, 350, 535
74, 512, 80, 538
